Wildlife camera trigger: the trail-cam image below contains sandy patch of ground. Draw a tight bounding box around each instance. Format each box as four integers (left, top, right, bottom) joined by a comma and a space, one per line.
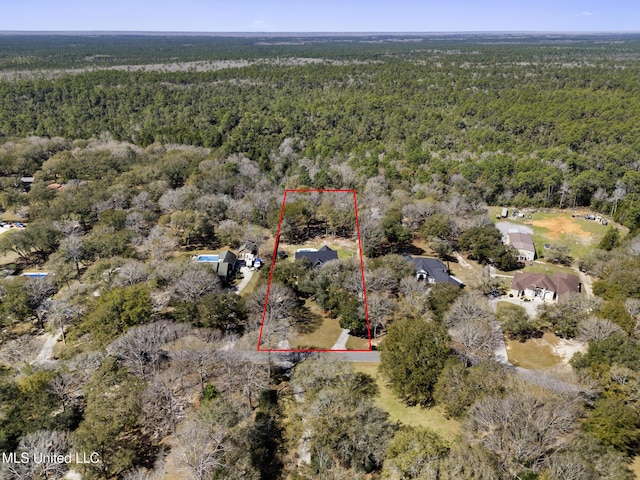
550, 336, 587, 364
530, 217, 591, 241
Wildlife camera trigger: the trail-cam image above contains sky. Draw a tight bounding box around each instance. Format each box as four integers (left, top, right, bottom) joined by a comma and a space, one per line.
0, 0, 638, 32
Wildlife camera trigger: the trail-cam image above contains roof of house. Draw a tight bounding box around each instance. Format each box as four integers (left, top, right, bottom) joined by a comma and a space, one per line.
511, 271, 580, 297
294, 245, 338, 266
213, 262, 232, 278
404, 255, 463, 286
508, 232, 535, 252
238, 242, 257, 254
218, 250, 237, 265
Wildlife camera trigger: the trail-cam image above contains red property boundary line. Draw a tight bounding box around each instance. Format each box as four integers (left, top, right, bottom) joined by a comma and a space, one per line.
257, 189, 372, 352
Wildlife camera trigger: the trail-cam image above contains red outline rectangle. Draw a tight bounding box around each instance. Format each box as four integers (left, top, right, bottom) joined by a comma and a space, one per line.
257, 189, 371, 352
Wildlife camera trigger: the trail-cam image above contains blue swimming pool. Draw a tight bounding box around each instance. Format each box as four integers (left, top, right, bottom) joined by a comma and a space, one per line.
197, 255, 219, 262
22, 272, 49, 277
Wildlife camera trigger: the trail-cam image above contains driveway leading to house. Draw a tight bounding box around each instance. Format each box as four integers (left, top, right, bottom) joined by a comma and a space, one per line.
495, 221, 534, 236
33, 329, 62, 366
235, 266, 254, 294
331, 329, 350, 350
575, 268, 594, 297
489, 296, 542, 319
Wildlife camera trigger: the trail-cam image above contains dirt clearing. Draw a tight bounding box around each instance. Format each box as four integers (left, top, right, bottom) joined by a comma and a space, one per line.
530, 216, 591, 240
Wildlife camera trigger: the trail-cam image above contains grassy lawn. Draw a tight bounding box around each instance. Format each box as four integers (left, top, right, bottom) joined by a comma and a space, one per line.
346, 334, 371, 350
505, 332, 564, 370
0, 250, 21, 266
352, 363, 461, 442
522, 261, 576, 276
631, 455, 640, 479
238, 269, 261, 297
277, 236, 358, 261
176, 245, 233, 257
290, 299, 342, 349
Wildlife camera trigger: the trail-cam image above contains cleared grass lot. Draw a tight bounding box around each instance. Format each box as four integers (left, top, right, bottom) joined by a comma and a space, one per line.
488, 206, 627, 260
289, 298, 342, 349
353, 362, 461, 442
505, 332, 565, 370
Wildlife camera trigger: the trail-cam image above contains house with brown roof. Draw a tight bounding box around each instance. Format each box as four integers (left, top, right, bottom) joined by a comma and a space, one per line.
510, 271, 581, 301
507, 232, 536, 263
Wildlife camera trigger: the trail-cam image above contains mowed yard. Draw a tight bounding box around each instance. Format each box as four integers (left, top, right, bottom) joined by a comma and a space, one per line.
353, 362, 460, 442
277, 235, 359, 261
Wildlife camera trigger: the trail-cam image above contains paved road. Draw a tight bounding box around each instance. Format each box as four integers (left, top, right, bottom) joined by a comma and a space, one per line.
339, 351, 380, 362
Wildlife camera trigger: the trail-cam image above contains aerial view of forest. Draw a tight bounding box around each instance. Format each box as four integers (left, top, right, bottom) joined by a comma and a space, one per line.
1, 32, 640, 479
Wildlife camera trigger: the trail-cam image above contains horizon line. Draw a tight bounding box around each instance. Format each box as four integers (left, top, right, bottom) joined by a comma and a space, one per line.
1, 30, 640, 36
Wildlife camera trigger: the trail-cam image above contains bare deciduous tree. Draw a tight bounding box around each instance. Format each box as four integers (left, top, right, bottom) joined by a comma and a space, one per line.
467, 390, 581, 477
106, 321, 189, 379
141, 373, 188, 441
445, 292, 497, 365
49, 372, 80, 413
143, 226, 179, 261
171, 266, 220, 303
577, 317, 624, 342
2, 430, 69, 480
544, 452, 597, 480
0, 335, 40, 366
26, 276, 57, 328
367, 293, 394, 338
59, 233, 84, 278
126, 211, 149, 243
115, 260, 149, 287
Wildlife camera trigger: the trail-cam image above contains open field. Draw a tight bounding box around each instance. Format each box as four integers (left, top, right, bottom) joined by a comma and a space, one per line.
521, 260, 577, 276
489, 206, 628, 260
506, 333, 564, 370
353, 363, 461, 442
505, 332, 586, 370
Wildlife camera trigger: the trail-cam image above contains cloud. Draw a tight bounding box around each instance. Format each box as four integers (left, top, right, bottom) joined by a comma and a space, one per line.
577, 11, 598, 16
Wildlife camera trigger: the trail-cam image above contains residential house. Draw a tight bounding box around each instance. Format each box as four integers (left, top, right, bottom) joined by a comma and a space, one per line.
404, 255, 464, 286
294, 245, 338, 268
197, 250, 238, 283
238, 242, 258, 262
507, 232, 536, 262
511, 271, 581, 301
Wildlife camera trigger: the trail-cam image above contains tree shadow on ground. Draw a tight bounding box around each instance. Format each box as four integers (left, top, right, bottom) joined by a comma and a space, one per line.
291, 305, 323, 334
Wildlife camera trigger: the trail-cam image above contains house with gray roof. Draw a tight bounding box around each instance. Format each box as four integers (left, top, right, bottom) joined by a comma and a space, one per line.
404, 255, 463, 286
294, 245, 338, 268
